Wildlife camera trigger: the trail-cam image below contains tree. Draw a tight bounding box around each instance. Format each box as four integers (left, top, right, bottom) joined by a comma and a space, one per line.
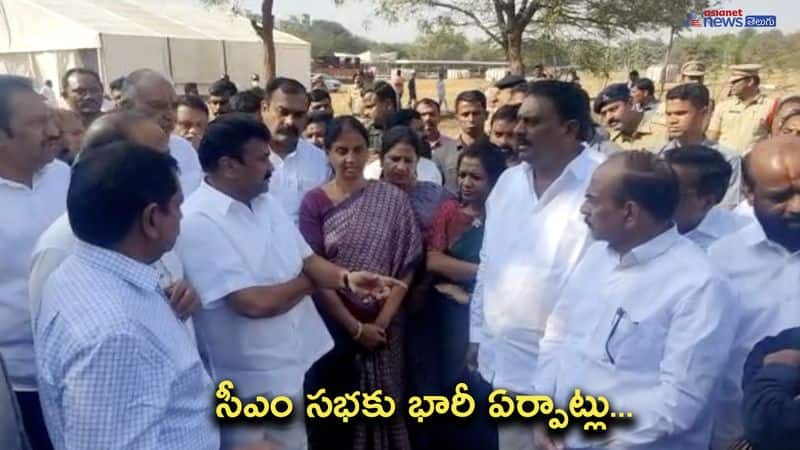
410, 26, 469, 60
279, 16, 372, 58
200, 0, 276, 82
336, 0, 710, 76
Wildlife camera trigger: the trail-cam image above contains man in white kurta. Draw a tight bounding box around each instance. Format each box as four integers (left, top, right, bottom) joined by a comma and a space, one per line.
261, 78, 330, 222
176, 114, 400, 450
534, 151, 737, 450
470, 81, 605, 449
663, 145, 751, 250
710, 135, 800, 450
0, 75, 69, 449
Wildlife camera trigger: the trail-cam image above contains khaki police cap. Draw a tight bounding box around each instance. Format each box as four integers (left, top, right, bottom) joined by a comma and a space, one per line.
681, 60, 706, 77
728, 64, 762, 82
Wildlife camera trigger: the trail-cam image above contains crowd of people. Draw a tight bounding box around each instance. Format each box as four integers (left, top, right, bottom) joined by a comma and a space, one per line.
1, 58, 799, 450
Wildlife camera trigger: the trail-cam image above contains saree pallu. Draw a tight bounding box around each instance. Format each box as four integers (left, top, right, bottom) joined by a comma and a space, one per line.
433, 218, 484, 391
300, 181, 423, 450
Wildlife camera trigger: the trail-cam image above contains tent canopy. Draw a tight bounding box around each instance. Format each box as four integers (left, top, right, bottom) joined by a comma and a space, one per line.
0, 0, 311, 92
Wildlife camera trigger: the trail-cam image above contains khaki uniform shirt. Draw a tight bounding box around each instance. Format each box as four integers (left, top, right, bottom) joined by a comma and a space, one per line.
609, 113, 667, 152
708, 92, 772, 154
349, 85, 365, 117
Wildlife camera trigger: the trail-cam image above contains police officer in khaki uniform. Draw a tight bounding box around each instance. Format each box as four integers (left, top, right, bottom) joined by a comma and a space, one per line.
707, 64, 773, 154
595, 83, 666, 151
681, 60, 707, 84
679, 61, 716, 131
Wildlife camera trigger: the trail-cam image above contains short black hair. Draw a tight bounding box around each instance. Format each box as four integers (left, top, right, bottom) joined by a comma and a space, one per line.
109, 76, 126, 92
209, 78, 237, 97
457, 137, 508, 188
306, 111, 333, 128
381, 125, 423, 161
198, 113, 271, 172
385, 109, 422, 129
609, 151, 679, 222
308, 88, 332, 104
510, 82, 530, 96
633, 78, 655, 97
491, 104, 519, 126
364, 81, 398, 111
527, 80, 593, 141
629, 70, 639, 78
416, 98, 440, 112
183, 82, 199, 95
323, 115, 369, 150
665, 83, 710, 110
68, 141, 179, 248
61, 68, 102, 94
0, 75, 34, 135
264, 77, 307, 103
664, 145, 732, 205
177, 95, 209, 116
229, 89, 264, 115
455, 90, 487, 110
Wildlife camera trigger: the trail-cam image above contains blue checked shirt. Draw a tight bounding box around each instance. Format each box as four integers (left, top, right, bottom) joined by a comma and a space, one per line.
34, 242, 219, 450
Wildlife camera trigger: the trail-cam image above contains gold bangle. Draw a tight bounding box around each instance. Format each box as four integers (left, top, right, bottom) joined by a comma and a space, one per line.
352, 322, 363, 340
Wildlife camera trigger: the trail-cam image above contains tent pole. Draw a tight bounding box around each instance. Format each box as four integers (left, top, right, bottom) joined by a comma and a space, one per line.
222, 40, 228, 76
166, 38, 174, 81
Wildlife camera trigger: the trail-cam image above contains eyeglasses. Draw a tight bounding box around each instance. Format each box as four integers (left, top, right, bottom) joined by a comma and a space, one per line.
604, 307, 637, 365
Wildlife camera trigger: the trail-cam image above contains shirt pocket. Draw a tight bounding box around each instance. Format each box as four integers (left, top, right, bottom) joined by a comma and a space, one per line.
604, 312, 667, 371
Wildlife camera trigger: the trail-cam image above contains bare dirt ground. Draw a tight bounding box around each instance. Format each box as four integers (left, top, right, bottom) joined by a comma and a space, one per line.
330, 70, 799, 137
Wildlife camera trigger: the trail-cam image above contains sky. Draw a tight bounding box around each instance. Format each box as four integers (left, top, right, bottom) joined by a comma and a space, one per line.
245, 0, 799, 44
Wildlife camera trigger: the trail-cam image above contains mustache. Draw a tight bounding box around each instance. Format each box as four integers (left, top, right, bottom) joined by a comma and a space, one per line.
276, 125, 299, 136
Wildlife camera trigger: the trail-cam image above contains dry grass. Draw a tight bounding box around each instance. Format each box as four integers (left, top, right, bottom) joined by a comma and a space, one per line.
330, 70, 800, 137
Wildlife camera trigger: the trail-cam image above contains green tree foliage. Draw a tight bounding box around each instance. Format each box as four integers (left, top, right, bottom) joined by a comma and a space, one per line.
279, 15, 372, 58
408, 26, 469, 60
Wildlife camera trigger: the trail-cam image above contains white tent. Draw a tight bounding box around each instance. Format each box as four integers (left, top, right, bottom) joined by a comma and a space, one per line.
0, 0, 311, 95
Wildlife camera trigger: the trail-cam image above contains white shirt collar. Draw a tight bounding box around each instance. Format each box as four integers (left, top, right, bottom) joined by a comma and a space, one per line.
739, 220, 800, 256
614, 225, 680, 267
521, 144, 597, 200
693, 208, 727, 240
196, 179, 262, 217
0, 161, 59, 190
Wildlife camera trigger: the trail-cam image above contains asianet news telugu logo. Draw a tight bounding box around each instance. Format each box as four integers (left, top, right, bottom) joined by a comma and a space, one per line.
684, 9, 777, 28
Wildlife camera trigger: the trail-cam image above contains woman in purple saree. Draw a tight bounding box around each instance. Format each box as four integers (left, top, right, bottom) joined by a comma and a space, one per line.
299, 116, 423, 450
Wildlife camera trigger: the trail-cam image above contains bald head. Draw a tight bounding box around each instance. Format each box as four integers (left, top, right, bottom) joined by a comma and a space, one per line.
745, 135, 800, 251
80, 110, 168, 161
121, 69, 178, 135
746, 135, 800, 188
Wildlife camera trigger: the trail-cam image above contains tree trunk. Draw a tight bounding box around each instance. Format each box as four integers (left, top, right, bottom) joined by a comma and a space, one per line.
261, 0, 276, 82
506, 30, 525, 75
659, 27, 675, 99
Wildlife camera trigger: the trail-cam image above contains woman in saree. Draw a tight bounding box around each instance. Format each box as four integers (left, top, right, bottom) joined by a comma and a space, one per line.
299, 116, 423, 450
426, 140, 507, 390
423, 140, 506, 450
379, 125, 453, 235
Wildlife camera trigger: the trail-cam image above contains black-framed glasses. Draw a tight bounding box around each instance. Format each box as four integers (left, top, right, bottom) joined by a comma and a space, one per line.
605, 307, 626, 365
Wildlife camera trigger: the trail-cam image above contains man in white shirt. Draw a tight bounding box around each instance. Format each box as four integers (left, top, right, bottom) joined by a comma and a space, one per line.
470, 80, 604, 450
534, 151, 737, 450
119, 69, 204, 195
30, 110, 197, 321
663, 145, 751, 250
0, 74, 69, 450
710, 135, 800, 450
260, 77, 330, 221
657, 83, 742, 208
176, 114, 404, 450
